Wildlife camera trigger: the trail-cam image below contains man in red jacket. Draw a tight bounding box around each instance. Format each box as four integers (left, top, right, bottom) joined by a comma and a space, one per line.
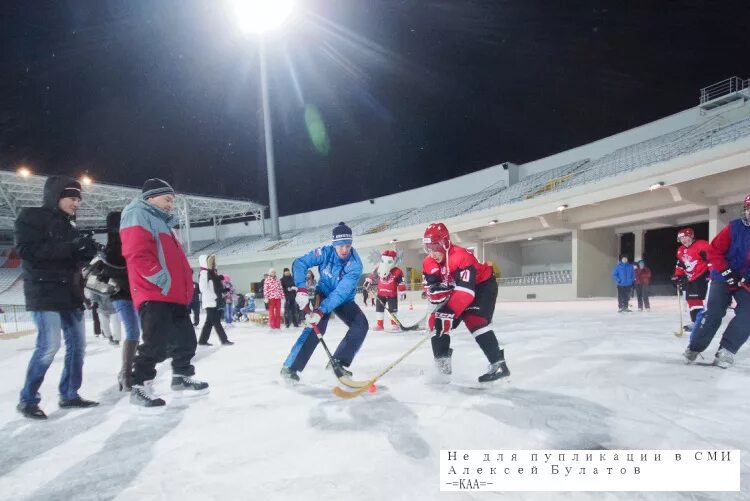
120, 179, 208, 408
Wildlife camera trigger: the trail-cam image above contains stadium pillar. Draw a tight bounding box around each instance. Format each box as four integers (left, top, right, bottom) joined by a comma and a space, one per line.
708, 205, 731, 239
572, 228, 618, 298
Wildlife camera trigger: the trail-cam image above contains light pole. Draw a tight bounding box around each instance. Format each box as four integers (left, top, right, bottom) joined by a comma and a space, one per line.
230, 0, 294, 240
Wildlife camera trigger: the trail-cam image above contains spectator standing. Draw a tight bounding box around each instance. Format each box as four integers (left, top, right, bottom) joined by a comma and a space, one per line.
264, 268, 284, 329
15, 176, 100, 419
612, 256, 636, 312
634, 259, 652, 311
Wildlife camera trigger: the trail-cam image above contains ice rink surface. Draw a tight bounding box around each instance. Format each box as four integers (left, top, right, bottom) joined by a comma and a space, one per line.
0, 297, 748, 500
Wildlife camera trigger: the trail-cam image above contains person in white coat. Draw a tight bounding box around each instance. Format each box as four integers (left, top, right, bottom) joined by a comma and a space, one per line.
197, 254, 233, 346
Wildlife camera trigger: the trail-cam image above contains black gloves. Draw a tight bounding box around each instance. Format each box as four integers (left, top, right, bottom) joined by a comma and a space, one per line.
73, 234, 99, 261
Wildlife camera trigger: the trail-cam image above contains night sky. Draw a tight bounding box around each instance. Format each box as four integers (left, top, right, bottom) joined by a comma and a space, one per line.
2, 1, 749, 215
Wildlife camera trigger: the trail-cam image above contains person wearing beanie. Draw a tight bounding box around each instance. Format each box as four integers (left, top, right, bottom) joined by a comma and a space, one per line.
280, 222, 366, 383
141, 178, 176, 201
14, 175, 100, 419
120, 179, 209, 408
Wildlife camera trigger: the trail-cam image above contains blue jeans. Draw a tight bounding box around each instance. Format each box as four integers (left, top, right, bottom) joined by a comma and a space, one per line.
20, 309, 85, 404
113, 299, 140, 342
224, 303, 233, 324
283, 300, 368, 373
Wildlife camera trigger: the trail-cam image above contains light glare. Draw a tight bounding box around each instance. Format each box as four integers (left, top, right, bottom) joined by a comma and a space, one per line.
17, 167, 31, 178
231, 0, 294, 34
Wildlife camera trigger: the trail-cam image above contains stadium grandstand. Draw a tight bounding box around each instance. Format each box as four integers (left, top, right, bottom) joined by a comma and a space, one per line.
1, 77, 749, 309
179, 77, 750, 302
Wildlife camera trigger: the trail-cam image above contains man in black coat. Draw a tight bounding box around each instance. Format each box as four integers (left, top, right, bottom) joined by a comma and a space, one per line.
14, 176, 100, 419
280, 267, 300, 328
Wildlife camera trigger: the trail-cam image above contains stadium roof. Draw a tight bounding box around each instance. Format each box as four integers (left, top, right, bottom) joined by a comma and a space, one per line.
0, 169, 266, 231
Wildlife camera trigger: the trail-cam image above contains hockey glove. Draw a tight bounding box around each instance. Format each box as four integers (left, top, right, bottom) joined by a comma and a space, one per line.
720, 268, 743, 288
307, 309, 324, 326
429, 308, 455, 336
295, 289, 310, 311
670, 275, 687, 287
427, 283, 454, 305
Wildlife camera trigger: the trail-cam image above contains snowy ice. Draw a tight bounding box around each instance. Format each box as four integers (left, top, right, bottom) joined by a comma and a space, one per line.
0, 298, 748, 500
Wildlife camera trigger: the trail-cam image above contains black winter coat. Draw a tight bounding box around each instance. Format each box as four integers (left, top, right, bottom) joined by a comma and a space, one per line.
14, 176, 86, 311
102, 211, 131, 301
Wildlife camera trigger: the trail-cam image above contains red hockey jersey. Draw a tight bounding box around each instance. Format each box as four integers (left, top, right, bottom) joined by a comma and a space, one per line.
422, 244, 494, 316
674, 240, 711, 282
372, 267, 404, 298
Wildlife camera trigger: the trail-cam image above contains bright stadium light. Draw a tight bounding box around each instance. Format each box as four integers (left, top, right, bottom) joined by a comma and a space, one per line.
228, 0, 296, 240
230, 0, 295, 34
488, 219, 498, 225
649, 181, 665, 191
81, 175, 93, 186
556, 204, 568, 212
17, 166, 31, 178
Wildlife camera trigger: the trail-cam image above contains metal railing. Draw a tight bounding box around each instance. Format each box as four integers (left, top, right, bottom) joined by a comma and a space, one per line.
0, 304, 35, 335
700, 77, 749, 104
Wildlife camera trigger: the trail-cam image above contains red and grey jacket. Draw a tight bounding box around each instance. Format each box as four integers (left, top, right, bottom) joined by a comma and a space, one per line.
422, 244, 493, 317
120, 199, 193, 310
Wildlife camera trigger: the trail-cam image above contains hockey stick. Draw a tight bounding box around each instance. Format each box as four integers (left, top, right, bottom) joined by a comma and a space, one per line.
332, 330, 434, 399
673, 285, 684, 337
374, 296, 435, 331
375, 296, 446, 331
302, 296, 372, 388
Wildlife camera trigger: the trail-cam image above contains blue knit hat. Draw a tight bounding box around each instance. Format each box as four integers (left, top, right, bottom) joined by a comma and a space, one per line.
332, 221, 353, 246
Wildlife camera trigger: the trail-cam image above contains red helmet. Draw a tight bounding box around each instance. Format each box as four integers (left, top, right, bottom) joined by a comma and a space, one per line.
423, 223, 450, 253
381, 249, 397, 259
677, 227, 694, 242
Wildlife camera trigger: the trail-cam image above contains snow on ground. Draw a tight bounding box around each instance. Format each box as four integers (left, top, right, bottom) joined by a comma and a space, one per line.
0, 298, 748, 500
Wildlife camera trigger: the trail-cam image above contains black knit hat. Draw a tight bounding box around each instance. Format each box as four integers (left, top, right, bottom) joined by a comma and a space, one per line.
60, 180, 82, 200
332, 221, 353, 246
142, 178, 175, 200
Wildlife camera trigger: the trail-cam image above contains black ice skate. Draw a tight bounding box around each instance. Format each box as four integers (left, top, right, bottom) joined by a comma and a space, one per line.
326, 358, 353, 378
478, 359, 511, 383
171, 375, 209, 395
434, 348, 453, 375
280, 366, 300, 383
130, 381, 166, 408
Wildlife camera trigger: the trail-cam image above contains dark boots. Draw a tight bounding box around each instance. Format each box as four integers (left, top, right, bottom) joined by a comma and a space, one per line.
118, 340, 138, 392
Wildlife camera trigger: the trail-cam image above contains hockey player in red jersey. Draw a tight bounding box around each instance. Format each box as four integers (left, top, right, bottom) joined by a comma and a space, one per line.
671, 227, 711, 331
422, 222, 510, 383
364, 250, 404, 331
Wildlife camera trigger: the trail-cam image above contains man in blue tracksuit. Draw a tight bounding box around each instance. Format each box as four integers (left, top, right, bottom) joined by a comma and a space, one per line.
281, 222, 367, 382
612, 256, 636, 312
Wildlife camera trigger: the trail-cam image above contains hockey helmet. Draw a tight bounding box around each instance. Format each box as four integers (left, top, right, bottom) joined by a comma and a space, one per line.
676, 227, 694, 242
423, 223, 451, 253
